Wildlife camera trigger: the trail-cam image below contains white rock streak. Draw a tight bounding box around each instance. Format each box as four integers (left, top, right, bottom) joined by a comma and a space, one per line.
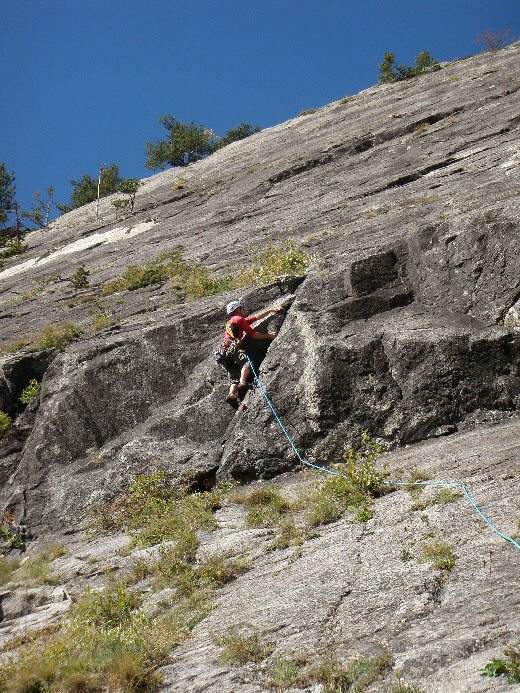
0, 221, 155, 280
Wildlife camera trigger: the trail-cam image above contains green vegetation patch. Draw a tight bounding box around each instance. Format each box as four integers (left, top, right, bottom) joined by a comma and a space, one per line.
30, 322, 82, 351
217, 643, 392, 691
229, 485, 295, 528
421, 540, 456, 572
0, 240, 28, 265
19, 379, 40, 404
0, 411, 12, 438
0, 556, 20, 587
68, 263, 90, 290
91, 472, 220, 548
102, 250, 234, 299
102, 240, 309, 300
267, 655, 309, 689
0, 582, 187, 693
152, 545, 250, 594
302, 651, 392, 692
236, 240, 311, 287
379, 50, 440, 84
304, 433, 388, 527
0, 322, 81, 356
215, 629, 275, 665
1, 476, 251, 692
411, 487, 463, 511
91, 311, 113, 332
12, 543, 66, 587
481, 646, 520, 684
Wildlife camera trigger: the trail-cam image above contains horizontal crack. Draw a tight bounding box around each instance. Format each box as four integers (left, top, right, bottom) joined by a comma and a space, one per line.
365, 158, 460, 196
262, 108, 466, 193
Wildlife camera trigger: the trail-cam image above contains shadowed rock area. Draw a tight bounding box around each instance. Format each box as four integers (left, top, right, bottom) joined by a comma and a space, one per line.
0, 44, 519, 692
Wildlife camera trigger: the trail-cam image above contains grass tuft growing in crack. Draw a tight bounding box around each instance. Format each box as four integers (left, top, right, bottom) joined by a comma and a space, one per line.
421, 540, 456, 572
301, 650, 393, 692
229, 485, 295, 528
214, 629, 275, 665
90, 472, 220, 547
304, 433, 389, 527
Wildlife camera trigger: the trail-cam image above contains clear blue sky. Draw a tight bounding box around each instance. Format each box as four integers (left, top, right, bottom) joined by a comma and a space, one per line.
1, 0, 519, 217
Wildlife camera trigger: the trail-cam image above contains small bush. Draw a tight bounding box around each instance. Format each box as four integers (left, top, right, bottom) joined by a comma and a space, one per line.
229, 485, 293, 528
337, 433, 389, 495
400, 548, 414, 562
0, 524, 23, 549
74, 583, 141, 628
19, 379, 40, 404
215, 629, 274, 665
268, 655, 308, 689
0, 240, 28, 260
236, 240, 311, 287
0, 411, 12, 438
91, 312, 112, 332
305, 433, 388, 527
481, 646, 520, 683
91, 472, 219, 548
476, 28, 514, 52
30, 322, 82, 351
421, 540, 456, 572
356, 507, 373, 523
68, 264, 90, 290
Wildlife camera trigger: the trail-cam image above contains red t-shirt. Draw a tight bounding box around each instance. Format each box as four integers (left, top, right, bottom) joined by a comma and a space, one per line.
223, 314, 258, 347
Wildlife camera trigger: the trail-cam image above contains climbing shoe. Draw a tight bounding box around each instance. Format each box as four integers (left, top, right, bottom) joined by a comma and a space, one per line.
226, 395, 239, 409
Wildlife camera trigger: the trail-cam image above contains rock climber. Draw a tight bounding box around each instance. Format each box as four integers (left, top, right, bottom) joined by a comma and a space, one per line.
220, 299, 285, 407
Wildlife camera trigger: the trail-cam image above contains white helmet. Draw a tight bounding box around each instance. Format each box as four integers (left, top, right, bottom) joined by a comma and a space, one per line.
226, 299, 244, 315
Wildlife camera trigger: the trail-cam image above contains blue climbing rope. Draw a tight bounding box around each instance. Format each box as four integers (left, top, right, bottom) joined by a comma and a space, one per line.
245, 354, 520, 552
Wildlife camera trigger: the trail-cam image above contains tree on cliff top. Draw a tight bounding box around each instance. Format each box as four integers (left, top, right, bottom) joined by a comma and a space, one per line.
145, 116, 260, 170
0, 163, 16, 229
379, 50, 440, 84
57, 164, 122, 213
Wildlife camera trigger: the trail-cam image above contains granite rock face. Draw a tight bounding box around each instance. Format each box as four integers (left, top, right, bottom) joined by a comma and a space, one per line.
1, 44, 520, 532
0, 44, 520, 692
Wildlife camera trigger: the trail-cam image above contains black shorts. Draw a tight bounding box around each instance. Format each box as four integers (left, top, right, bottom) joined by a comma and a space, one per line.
223, 347, 248, 383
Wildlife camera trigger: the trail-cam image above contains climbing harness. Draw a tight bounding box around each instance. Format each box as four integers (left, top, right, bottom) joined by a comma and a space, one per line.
215, 322, 242, 368
245, 354, 520, 553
